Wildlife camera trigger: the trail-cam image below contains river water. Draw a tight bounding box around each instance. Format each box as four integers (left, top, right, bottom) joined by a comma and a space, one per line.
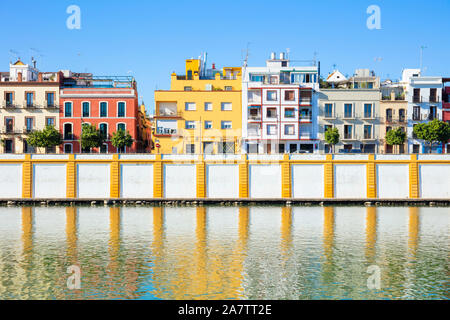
0, 205, 448, 300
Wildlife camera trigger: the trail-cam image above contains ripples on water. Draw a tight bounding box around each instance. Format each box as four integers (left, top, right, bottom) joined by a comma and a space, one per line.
0, 205, 448, 300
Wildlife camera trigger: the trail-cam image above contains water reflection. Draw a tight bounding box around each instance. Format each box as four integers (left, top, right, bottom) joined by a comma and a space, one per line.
0, 205, 447, 300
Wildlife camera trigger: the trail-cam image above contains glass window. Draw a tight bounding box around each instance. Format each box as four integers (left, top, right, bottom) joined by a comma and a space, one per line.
186, 144, 195, 154
25, 118, 33, 132
204, 102, 212, 111
285, 108, 295, 118
185, 102, 196, 111
267, 124, 277, 135
46, 93, 54, 106
364, 104, 372, 118
46, 117, 55, 126
26, 92, 34, 106
64, 102, 72, 117
99, 123, 108, 139
250, 74, 264, 82
284, 90, 295, 101
204, 121, 212, 129
185, 121, 195, 129
325, 104, 333, 118
117, 123, 126, 132
221, 121, 232, 129
64, 144, 73, 154
267, 108, 277, 118
344, 104, 353, 118
284, 125, 295, 135
118, 102, 126, 117
82, 102, 90, 117
100, 102, 108, 117
364, 125, 372, 139
221, 102, 232, 111
267, 91, 277, 101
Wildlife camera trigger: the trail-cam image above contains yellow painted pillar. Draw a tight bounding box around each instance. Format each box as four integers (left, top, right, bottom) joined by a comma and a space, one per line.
365, 207, 377, 261
22, 154, 32, 199
153, 154, 163, 198
324, 154, 334, 198
196, 155, 206, 198
281, 154, 291, 198
66, 154, 76, 198
366, 154, 377, 198
409, 154, 419, 198
239, 154, 249, 198
110, 154, 120, 198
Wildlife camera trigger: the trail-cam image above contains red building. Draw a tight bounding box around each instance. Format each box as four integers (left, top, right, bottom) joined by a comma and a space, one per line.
59, 73, 142, 153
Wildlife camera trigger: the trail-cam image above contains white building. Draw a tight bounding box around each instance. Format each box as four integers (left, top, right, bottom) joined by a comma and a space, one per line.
242, 52, 319, 154
402, 69, 443, 153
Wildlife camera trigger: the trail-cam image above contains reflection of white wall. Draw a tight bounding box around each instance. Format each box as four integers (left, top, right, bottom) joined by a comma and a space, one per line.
335, 164, 366, 199
0, 164, 22, 198
420, 164, 450, 198
377, 164, 409, 199
120, 164, 153, 198
77, 164, 110, 198
292, 164, 324, 198
206, 165, 239, 198
249, 164, 281, 198
164, 164, 196, 198
33, 164, 66, 198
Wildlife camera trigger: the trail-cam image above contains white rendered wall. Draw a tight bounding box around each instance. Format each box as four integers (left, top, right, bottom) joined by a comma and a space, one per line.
376, 164, 409, 199
206, 164, 239, 198
291, 164, 324, 198
420, 164, 450, 198
33, 164, 66, 198
0, 164, 22, 198
164, 164, 196, 198
77, 163, 110, 198
120, 164, 153, 198
249, 164, 281, 198
334, 164, 367, 199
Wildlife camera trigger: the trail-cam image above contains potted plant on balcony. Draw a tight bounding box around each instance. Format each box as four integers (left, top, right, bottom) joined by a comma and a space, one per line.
385, 128, 406, 154
324, 127, 340, 153
27, 125, 62, 153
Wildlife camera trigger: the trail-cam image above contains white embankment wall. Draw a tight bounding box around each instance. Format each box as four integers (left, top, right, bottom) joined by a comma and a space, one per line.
0, 154, 448, 200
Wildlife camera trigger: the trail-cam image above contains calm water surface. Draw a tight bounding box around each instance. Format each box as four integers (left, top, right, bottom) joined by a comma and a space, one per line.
0, 205, 448, 300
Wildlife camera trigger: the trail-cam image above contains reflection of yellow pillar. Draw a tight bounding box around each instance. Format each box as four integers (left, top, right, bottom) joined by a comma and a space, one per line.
152, 207, 165, 297
66, 207, 77, 262
194, 207, 207, 295
109, 207, 121, 261
281, 207, 292, 258
408, 207, 419, 256
22, 207, 33, 254
238, 207, 249, 247
323, 207, 334, 256
365, 207, 377, 262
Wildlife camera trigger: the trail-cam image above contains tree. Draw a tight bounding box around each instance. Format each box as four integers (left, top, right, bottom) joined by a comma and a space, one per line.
413, 119, 450, 153
385, 128, 406, 154
80, 124, 104, 151
27, 125, 62, 153
111, 129, 133, 153
324, 127, 340, 153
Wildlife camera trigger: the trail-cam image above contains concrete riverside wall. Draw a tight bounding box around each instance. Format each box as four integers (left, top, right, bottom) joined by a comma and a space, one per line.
0, 153, 449, 200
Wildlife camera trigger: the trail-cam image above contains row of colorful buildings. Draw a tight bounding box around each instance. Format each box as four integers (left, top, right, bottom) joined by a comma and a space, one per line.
154, 53, 450, 154
1, 54, 449, 154
0, 59, 152, 154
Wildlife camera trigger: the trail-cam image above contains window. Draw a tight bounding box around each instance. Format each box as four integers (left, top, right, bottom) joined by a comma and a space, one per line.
64, 102, 72, 117
284, 90, 295, 101
118, 102, 126, 117
248, 90, 261, 102
186, 144, 195, 154
300, 90, 312, 103
99, 123, 108, 139
284, 125, 295, 135
204, 102, 212, 111
220, 142, 235, 154
344, 125, 352, 139
221, 102, 232, 111
64, 144, 72, 154
430, 88, 437, 102
117, 123, 126, 132
5, 92, 13, 105
82, 102, 90, 117
267, 90, 277, 101
250, 74, 264, 82
224, 86, 232, 91
46, 117, 55, 127
364, 125, 372, 139
399, 109, 406, 122
5, 118, 13, 133
26, 92, 34, 107
64, 123, 73, 140
184, 86, 192, 91
269, 76, 278, 84
266, 108, 277, 118
412, 144, 420, 154
4, 139, 13, 153
325, 104, 333, 118
100, 144, 108, 153
285, 108, 295, 118
185, 102, 196, 111
46, 92, 54, 107
344, 104, 353, 118
364, 104, 372, 118
413, 89, 420, 102
100, 102, 108, 117
23, 139, 34, 153
185, 121, 196, 129
249, 107, 261, 120
204, 121, 212, 129
267, 124, 277, 135
117, 146, 126, 153
221, 121, 232, 129
25, 118, 34, 133
413, 106, 420, 120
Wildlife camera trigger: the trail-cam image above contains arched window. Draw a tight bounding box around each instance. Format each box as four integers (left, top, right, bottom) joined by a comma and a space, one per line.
99, 123, 108, 140
82, 102, 90, 117
100, 102, 108, 117
64, 102, 72, 117
117, 102, 126, 117
117, 123, 126, 132
64, 123, 73, 140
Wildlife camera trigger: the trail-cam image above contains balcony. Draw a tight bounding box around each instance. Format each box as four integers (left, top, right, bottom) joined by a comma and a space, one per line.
64, 133, 74, 140
413, 96, 422, 103
412, 114, 440, 121
248, 113, 261, 121
342, 133, 355, 140
361, 113, 376, 120
1, 127, 21, 134
429, 96, 440, 103
23, 127, 36, 134
155, 127, 178, 136
156, 110, 182, 118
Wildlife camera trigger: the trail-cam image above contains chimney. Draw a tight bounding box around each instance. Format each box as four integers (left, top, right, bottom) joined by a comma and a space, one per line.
38, 73, 43, 82
17, 72, 22, 82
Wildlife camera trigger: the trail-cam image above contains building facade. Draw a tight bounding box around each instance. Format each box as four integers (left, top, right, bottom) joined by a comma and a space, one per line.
403, 69, 443, 153
154, 58, 242, 154
59, 72, 141, 153
0, 60, 61, 153
242, 52, 319, 154
318, 69, 381, 153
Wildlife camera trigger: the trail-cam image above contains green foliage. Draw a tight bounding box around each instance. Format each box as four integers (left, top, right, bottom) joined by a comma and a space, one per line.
385, 128, 406, 146
27, 125, 62, 149
81, 124, 104, 149
413, 120, 450, 149
324, 127, 340, 153
111, 129, 133, 150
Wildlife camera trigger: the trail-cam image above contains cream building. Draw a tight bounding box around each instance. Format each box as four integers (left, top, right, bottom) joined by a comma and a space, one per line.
0, 60, 61, 153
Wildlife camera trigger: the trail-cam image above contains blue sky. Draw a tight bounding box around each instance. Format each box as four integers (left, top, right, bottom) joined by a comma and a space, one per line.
1, 0, 449, 114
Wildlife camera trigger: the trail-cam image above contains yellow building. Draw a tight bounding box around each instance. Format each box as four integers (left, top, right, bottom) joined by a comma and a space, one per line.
153, 59, 242, 154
